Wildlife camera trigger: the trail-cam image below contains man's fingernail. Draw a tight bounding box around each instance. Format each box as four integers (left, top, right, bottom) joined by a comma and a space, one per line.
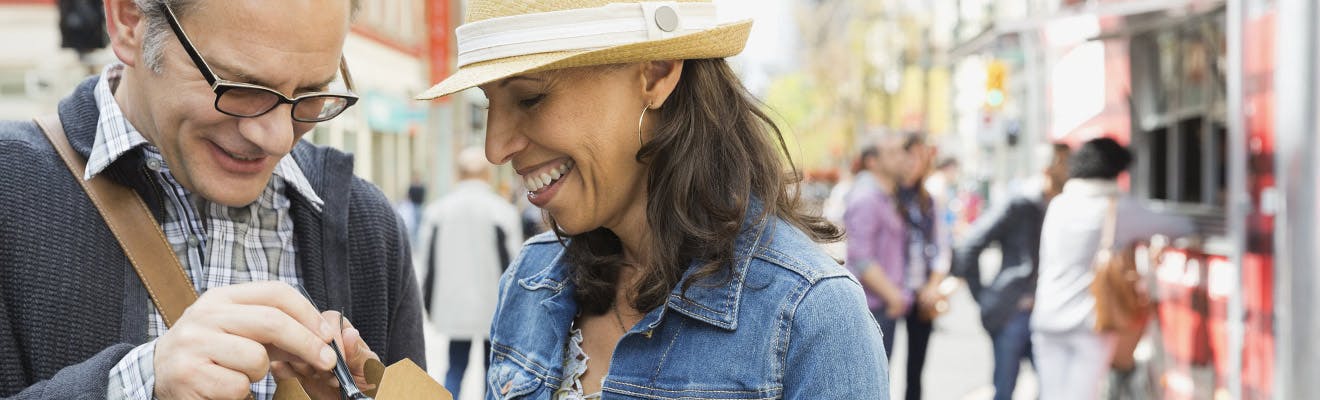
321, 346, 337, 367
321, 319, 335, 338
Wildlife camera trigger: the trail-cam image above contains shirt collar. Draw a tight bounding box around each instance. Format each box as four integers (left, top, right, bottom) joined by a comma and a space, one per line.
85, 63, 325, 210
85, 63, 147, 181
1062, 178, 1121, 197
455, 179, 492, 192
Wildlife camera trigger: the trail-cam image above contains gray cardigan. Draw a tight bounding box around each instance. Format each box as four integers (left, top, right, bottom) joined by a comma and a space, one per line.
0, 76, 425, 398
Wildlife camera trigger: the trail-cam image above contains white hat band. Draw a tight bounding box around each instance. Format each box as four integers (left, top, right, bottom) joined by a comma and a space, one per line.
456, 2, 719, 68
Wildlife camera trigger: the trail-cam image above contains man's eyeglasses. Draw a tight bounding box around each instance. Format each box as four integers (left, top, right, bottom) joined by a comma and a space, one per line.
162, 4, 358, 123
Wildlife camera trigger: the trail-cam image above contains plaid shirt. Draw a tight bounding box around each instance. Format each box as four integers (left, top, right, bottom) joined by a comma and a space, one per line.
96, 64, 325, 400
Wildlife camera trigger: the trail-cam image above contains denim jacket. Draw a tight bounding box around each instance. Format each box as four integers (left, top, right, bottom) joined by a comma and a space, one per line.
486, 205, 890, 399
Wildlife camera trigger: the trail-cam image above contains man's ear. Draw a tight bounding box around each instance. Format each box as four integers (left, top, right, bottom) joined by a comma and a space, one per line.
106, 0, 145, 68
640, 60, 684, 109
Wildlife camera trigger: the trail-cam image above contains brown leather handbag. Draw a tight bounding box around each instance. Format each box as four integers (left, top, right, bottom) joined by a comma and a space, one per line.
1090, 198, 1152, 370
1091, 198, 1151, 332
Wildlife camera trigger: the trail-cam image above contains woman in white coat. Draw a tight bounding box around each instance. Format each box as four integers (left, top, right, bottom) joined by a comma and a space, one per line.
1032, 137, 1195, 399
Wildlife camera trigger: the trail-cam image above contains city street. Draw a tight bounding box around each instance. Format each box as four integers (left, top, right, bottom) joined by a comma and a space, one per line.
888, 247, 1039, 400
897, 285, 1039, 399
0, 0, 1308, 398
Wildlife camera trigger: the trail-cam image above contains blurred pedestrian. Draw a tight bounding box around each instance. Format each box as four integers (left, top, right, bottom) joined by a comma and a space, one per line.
844, 137, 911, 355
951, 143, 1071, 400
415, 147, 523, 398
924, 157, 960, 239
396, 173, 428, 244
894, 133, 949, 400
1032, 137, 1194, 400
0, 0, 423, 398
416, 0, 890, 398
823, 154, 863, 225
518, 194, 550, 239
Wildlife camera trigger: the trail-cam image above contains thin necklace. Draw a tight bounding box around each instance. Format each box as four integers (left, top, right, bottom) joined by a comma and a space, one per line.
612, 304, 630, 334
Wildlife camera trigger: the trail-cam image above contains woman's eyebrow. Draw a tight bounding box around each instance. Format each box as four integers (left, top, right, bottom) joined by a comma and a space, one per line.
499, 76, 543, 88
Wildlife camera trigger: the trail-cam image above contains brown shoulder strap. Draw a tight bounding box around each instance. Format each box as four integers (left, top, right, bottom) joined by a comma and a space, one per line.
34, 115, 198, 328
1099, 196, 1119, 250
1093, 195, 1120, 267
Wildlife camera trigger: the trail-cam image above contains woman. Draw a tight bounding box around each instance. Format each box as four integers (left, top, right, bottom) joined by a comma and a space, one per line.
417, 1, 889, 399
1031, 137, 1194, 400
892, 134, 945, 400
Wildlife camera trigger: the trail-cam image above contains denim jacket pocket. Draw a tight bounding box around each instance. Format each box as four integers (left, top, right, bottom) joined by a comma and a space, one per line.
488, 353, 546, 400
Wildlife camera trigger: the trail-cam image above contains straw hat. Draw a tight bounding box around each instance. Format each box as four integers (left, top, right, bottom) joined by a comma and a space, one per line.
416, 0, 752, 100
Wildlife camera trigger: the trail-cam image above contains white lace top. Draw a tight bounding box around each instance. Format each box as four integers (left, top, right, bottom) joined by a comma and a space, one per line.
555, 324, 603, 400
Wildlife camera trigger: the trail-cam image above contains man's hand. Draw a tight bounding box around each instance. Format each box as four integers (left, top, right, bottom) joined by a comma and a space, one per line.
154, 282, 339, 400
271, 311, 381, 398
859, 264, 908, 319
917, 282, 943, 309
884, 294, 906, 319
916, 275, 957, 320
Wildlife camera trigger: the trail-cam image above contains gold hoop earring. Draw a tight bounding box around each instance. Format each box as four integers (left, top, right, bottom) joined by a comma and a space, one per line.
638, 103, 651, 147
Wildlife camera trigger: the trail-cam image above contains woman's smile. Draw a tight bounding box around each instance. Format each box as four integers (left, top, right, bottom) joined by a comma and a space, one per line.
518, 158, 575, 207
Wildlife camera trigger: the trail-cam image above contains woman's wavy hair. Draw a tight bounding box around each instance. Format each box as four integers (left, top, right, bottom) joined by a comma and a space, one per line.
552, 58, 843, 315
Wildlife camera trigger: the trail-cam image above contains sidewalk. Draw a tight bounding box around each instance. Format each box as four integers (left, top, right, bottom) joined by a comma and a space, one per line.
888, 246, 1038, 400
889, 281, 1039, 400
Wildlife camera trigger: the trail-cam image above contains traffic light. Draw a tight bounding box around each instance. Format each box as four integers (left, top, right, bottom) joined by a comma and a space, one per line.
985, 60, 1007, 108
58, 0, 109, 53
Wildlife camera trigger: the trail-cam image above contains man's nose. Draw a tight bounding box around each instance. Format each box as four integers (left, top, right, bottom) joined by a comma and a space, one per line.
236, 104, 297, 157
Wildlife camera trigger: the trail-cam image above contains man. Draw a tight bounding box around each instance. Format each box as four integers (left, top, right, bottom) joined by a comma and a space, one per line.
0, 1, 424, 399
414, 147, 522, 398
950, 143, 1070, 400
843, 136, 910, 356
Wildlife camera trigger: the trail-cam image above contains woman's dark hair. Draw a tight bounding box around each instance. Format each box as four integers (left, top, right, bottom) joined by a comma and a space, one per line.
552, 59, 844, 315
898, 132, 934, 220
1069, 137, 1132, 180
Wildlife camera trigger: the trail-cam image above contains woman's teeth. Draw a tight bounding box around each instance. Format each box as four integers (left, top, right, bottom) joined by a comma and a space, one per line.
525, 161, 573, 192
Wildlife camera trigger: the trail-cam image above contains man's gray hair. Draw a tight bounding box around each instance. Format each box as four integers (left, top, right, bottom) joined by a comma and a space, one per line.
133, 0, 361, 73
455, 146, 490, 179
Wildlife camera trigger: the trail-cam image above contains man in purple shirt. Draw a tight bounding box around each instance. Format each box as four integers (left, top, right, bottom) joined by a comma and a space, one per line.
844, 136, 911, 355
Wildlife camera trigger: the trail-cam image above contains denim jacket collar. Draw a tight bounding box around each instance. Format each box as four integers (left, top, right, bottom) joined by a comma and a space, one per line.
517, 199, 774, 332
663, 200, 771, 331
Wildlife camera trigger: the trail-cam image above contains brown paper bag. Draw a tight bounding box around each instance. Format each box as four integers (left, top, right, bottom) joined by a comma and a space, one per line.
273, 358, 453, 400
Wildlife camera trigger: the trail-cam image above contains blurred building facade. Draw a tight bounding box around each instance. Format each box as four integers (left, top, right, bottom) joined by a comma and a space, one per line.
0, 1, 107, 121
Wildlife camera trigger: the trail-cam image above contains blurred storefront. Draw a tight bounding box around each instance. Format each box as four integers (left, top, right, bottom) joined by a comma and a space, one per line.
0, 0, 113, 121
942, 1, 1303, 399
308, 0, 465, 203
